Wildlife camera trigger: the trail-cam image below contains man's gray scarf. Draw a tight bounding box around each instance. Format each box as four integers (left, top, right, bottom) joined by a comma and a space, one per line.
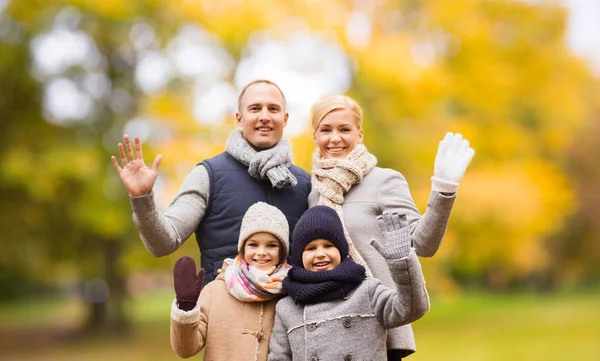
225, 130, 298, 188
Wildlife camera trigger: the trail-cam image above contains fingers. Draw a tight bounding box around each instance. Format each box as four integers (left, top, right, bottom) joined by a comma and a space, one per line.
124, 135, 135, 163
389, 212, 402, 230
454, 136, 474, 161
465, 147, 475, 163
134, 136, 144, 161
379, 212, 408, 232
118, 135, 148, 166
382, 212, 395, 231
370, 239, 385, 256
118, 142, 127, 166
110, 156, 122, 173
151, 154, 163, 172
444, 132, 453, 142
436, 136, 450, 159
393, 212, 408, 228
383, 212, 407, 230
450, 133, 463, 152
458, 139, 470, 156
376, 215, 387, 235
444, 132, 474, 159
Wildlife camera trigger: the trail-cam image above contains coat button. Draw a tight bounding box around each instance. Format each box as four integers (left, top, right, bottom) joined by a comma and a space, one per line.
342, 318, 352, 328
309, 357, 319, 361
344, 355, 353, 361
307, 323, 317, 332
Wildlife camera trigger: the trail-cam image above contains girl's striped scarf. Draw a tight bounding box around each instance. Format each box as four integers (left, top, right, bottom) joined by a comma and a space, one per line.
312, 143, 377, 277
223, 256, 291, 302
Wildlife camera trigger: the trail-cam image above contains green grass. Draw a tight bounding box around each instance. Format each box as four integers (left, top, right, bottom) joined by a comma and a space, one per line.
0, 290, 599, 360
411, 291, 600, 361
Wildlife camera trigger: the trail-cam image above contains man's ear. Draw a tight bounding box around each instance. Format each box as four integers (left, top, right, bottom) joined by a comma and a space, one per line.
235, 112, 242, 127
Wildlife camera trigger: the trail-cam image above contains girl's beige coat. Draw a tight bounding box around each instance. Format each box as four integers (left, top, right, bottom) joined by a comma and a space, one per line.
170, 266, 278, 360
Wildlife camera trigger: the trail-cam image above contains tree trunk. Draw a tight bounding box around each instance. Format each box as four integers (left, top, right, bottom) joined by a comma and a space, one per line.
83, 238, 130, 335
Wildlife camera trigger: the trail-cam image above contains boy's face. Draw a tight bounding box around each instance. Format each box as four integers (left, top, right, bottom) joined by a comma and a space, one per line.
302, 239, 341, 272
242, 232, 281, 271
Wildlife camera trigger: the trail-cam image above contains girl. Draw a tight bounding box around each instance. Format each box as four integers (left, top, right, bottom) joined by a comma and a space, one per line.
170, 202, 291, 360
268, 206, 430, 361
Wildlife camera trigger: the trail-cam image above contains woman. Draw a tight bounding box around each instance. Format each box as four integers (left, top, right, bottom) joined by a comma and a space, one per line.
308, 95, 474, 359
170, 202, 292, 360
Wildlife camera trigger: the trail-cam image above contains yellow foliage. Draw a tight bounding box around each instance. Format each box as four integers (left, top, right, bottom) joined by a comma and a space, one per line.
290, 131, 316, 173
16, 0, 588, 285
449, 159, 574, 274
1, 145, 98, 201
74, 0, 147, 19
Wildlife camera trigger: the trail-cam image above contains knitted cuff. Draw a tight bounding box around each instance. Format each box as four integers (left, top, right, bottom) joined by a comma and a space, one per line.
387, 249, 418, 285
431, 176, 459, 193
129, 190, 157, 214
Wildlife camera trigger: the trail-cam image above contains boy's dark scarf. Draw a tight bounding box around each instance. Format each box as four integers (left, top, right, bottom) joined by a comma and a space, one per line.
283, 258, 366, 305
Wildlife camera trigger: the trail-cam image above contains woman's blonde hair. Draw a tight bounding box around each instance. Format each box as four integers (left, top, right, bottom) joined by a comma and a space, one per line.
310, 94, 363, 132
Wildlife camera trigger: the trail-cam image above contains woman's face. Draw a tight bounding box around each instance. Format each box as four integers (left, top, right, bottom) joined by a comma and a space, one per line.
302, 239, 341, 272
242, 232, 281, 271
313, 109, 363, 160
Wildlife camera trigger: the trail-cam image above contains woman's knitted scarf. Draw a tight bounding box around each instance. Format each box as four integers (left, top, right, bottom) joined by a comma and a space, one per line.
312, 144, 377, 276
283, 258, 366, 304
226, 130, 298, 188
223, 256, 292, 302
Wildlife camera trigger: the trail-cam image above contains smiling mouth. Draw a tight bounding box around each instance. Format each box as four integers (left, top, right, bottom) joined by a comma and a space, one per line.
327, 147, 346, 152
312, 261, 331, 270
256, 127, 272, 132
253, 259, 271, 264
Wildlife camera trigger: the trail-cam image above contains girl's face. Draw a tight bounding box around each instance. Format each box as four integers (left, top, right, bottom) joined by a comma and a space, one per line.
302, 239, 341, 272
313, 109, 363, 160
243, 232, 281, 271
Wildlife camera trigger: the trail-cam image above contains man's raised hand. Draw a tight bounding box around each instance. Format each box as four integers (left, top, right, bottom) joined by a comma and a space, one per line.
111, 135, 162, 196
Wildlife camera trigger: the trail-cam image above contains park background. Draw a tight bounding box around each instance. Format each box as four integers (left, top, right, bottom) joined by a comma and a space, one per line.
1, 0, 599, 360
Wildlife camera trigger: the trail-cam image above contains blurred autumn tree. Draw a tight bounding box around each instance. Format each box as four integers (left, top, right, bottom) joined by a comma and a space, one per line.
1, 0, 599, 337
1, 1, 149, 333
331, 0, 600, 292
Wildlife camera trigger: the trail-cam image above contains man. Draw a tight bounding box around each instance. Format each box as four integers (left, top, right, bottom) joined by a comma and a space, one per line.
111, 80, 311, 284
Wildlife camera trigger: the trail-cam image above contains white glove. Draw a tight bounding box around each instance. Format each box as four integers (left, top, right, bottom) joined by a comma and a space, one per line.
431, 132, 475, 193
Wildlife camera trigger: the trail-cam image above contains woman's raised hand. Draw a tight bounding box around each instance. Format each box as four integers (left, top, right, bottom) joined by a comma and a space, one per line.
431, 132, 475, 193
111, 135, 162, 196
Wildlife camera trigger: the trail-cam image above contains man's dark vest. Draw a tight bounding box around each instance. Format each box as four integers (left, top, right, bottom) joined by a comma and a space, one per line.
196, 152, 311, 284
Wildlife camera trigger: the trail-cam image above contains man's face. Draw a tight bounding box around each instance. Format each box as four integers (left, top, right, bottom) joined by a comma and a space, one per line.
236, 83, 288, 150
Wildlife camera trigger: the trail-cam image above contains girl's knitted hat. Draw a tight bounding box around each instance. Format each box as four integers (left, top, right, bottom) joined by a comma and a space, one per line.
291, 206, 348, 267
238, 202, 289, 258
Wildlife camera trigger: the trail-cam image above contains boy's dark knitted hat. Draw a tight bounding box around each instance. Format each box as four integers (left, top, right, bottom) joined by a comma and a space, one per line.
291, 206, 348, 267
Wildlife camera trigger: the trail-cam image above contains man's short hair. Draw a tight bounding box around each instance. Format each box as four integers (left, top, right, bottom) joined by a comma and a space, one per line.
237, 79, 287, 112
